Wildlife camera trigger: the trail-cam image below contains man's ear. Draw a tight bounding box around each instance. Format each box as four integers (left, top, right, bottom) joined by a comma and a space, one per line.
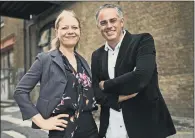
97, 23, 100, 29
96, 19, 101, 29
121, 18, 124, 27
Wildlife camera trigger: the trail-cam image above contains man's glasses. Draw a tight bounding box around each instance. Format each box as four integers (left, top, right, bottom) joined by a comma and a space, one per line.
99, 18, 120, 26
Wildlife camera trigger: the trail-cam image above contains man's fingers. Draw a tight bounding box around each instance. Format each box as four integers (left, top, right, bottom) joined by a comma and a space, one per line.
118, 93, 138, 102
53, 126, 64, 131
56, 114, 69, 119
99, 82, 102, 86
132, 93, 138, 96
57, 120, 68, 125
55, 122, 67, 128
127, 93, 138, 98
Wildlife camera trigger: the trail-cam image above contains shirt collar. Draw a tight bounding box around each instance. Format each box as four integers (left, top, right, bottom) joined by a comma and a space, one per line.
104, 30, 126, 51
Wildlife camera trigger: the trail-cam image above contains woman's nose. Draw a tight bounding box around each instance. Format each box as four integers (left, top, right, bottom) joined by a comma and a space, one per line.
67, 29, 74, 34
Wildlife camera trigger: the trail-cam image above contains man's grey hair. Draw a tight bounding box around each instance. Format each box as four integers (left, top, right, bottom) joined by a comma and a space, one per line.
95, 4, 124, 24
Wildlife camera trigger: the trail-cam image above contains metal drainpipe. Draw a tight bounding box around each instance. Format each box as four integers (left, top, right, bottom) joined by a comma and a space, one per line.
23, 15, 34, 73
23, 20, 27, 73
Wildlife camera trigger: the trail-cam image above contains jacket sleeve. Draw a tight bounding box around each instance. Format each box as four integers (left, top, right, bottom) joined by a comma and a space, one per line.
104, 33, 156, 95
91, 51, 119, 110
13, 53, 43, 120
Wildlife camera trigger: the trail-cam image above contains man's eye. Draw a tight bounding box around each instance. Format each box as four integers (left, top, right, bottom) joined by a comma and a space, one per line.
100, 21, 107, 26
110, 19, 117, 23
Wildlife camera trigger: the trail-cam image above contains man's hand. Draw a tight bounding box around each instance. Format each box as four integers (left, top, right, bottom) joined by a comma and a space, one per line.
99, 81, 105, 90
32, 113, 69, 131
99, 80, 138, 102
118, 93, 138, 102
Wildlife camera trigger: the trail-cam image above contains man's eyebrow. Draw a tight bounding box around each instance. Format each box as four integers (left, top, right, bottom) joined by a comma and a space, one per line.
100, 17, 118, 21
100, 20, 107, 22
110, 17, 117, 20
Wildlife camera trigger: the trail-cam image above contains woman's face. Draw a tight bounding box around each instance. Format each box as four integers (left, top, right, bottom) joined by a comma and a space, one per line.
56, 15, 80, 48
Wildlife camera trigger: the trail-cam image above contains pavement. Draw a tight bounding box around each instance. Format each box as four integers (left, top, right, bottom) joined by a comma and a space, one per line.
1, 100, 194, 138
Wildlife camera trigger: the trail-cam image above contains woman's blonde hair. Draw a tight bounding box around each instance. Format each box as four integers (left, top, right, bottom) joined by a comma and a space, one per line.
50, 10, 81, 51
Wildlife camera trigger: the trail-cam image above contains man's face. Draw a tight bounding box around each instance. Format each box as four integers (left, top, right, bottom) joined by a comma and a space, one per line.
97, 8, 124, 43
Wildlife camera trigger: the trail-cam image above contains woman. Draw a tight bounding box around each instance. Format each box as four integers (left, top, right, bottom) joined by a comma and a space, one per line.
14, 10, 99, 138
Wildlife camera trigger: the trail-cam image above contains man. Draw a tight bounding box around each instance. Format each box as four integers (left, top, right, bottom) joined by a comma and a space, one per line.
91, 4, 176, 138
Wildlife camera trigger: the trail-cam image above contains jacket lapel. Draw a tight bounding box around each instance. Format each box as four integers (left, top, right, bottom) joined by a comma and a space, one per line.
75, 52, 92, 78
50, 49, 66, 76
101, 49, 110, 79
115, 31, 132, 71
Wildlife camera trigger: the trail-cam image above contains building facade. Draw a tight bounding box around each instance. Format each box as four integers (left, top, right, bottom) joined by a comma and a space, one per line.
1, 1, 193, 118
0, 16, 24, 101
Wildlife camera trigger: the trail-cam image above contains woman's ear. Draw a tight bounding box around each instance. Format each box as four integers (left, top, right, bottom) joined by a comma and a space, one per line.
55, 29, 58, 38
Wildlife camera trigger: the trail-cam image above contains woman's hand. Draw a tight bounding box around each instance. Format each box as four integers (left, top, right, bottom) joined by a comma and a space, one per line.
32, 113, 69, 131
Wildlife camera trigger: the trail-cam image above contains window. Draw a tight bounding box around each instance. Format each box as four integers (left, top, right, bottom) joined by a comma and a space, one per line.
38, 28, 50, 47
38, 22, 55, 52
0, 50, 13, 79
0, 16, 4, 27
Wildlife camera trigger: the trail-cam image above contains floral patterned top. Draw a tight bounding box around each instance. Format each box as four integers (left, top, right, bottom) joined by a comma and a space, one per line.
49, 51, 97, 138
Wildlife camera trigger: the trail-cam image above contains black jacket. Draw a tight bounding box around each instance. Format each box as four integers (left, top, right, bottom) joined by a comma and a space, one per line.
91, 31, 176, 138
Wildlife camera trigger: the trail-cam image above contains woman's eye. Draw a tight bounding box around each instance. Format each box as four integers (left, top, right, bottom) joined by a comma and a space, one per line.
62, 27, 68, 30
72, 26, 78, 30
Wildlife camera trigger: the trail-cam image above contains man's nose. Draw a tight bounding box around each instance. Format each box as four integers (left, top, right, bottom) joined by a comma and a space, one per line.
106, 21, 113, 28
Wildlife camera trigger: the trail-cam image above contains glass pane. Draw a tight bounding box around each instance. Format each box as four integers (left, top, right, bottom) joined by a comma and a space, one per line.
0, 16, 3, 23
51, 27, 55, 40
9, 50, 14, 68
42, 45, 50, 52
1, 16, 4, 27
38, 29, 50, 47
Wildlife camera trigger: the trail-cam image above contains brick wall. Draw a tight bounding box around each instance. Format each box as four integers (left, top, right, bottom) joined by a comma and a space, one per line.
4, 1, 192, 117
66, 1, 194, 117
1, 17, 24, 69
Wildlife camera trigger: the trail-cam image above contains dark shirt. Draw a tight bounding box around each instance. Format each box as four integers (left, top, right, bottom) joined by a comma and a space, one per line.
49, 51, 97, 138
